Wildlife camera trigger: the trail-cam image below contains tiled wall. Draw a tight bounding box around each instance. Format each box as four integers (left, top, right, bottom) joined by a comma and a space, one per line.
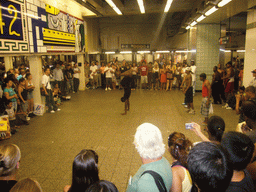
244, 8, 256, 86
196, 24, 220, 91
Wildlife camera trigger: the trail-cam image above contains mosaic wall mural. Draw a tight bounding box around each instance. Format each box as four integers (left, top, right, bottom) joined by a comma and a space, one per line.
0, 0, 29, 53
0, 0, 85, 54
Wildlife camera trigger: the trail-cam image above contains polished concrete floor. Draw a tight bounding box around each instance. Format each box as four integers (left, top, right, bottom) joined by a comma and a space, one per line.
1, 88, 238, 192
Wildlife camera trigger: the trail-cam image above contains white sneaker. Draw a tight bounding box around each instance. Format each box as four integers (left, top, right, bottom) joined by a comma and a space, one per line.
105, 88, 108, 91
50, 110, 55, 113
222, 103, 229, 108
189, 110, 195, 114
226, 107, 232, 110
108, 87, 112, 90
57, 108, 61, 111
26, 116, 30, 121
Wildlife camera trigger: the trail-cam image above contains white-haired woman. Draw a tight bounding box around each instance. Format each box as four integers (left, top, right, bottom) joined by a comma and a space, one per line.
0, 144, 21, 192
126, 123, 173, 192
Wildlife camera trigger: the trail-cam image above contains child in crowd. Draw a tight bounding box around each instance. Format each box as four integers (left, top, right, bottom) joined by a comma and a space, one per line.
17, 78, 29, 120
53, 83, 62, 105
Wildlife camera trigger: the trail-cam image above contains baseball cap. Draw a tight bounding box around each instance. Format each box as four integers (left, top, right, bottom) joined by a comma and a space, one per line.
185, 67, 191, 71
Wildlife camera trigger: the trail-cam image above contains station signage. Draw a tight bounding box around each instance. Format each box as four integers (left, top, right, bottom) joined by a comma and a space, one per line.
121, 44, 150, 49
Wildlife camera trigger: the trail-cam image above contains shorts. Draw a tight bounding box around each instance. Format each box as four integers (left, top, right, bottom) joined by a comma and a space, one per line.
225, 82, 234, 93
141, 76, 148, 84
106, 78, 112, 86
20, 101, 28, 113
200, 97, 210, 117
27, 91, 33, 100
121, 88, 131, 102
185, 87, 193, 104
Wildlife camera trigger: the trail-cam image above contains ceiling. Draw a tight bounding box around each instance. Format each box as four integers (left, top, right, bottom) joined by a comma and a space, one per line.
76, 0, 249, 37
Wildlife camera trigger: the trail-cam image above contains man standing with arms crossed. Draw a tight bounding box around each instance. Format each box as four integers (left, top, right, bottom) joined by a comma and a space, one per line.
181, 67, 195, 114
190, 60, 197, 96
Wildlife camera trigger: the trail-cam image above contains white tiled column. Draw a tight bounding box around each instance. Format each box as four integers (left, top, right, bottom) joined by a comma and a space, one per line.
244, 1, 256, 86
196, 24, 220, 90
4, 56, 13, 71
77, 54, 85, 91
28, 56, 44, 105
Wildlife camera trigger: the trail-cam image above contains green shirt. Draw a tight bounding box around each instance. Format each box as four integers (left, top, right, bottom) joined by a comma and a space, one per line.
126, 157, 173, 192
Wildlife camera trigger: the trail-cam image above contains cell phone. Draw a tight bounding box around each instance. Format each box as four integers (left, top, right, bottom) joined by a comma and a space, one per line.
185, 123, 193, 129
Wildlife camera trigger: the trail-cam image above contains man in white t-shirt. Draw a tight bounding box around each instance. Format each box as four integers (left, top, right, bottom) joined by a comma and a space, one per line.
104, 62, 113, 91
42, 68, 60, 113
190, 60, 197, 96
73, 63, 81, 92
90, 62, 98, 89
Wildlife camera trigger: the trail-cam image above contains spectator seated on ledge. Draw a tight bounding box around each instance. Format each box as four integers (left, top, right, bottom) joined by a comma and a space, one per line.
126, 123, 173, 192
168, 132, 193, 192
10, 178, 43, 192
85, 180, 118, 192
0, 144, 21, 192
187, 142, 233, 192
221, 132, 255, 192
64, 149, 99, 192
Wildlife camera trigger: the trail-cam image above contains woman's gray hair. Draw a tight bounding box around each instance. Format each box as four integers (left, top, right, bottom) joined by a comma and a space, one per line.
134, 123, 165, 159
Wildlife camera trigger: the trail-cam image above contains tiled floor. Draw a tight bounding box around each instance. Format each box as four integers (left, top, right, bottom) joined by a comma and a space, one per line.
1, 88, 238, 192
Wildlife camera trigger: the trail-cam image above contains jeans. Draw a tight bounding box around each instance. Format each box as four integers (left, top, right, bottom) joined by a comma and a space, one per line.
46, 89, 57, 111
73, 78, 80, 92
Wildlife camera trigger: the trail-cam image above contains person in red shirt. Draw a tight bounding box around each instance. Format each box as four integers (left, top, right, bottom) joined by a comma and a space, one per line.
139, 61, 148, 89
200, 73, 212, 124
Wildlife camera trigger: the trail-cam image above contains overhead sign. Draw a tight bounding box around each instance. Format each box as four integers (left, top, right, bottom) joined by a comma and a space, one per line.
219, 36, 231, 45
121, 44, 150, 49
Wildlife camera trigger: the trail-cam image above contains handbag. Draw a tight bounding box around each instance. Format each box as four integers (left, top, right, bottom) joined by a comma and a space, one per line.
40, 82, 48, 96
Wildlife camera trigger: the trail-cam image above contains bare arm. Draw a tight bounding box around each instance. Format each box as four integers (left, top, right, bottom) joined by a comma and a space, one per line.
191, 123, 210, 142
170, 167, 183, 192
18, 87, 25, 103
4, 92, 18, 100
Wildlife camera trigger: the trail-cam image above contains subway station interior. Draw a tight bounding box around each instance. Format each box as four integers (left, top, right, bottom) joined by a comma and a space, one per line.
0, 0, 256, 191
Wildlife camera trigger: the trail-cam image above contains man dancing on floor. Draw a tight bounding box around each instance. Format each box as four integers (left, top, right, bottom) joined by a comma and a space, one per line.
120, 70, 133, 115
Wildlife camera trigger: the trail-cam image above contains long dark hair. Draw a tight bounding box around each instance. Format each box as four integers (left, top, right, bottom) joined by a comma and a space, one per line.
69, 149, 99, 192
168, 132, 192, 168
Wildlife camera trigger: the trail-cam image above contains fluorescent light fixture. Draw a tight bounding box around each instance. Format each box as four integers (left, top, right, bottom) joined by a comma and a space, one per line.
90, 52, 100, 54
120, 51, 132, 54
220, 49, 225, 52
196, 15, 206, 22
225, 50, 231, 53
137, 0, 145, 14
237, 50, 245, 53
218, 0, 232, 7
186, 26, 191, 30
190, 21, 197, 27
176, 50, 196, 53
164, 0, 174, 13
105, 0, 122, 15
137, 51, 150, 54
156, 50, 170, 53
105, 52, 115, 54
205, 6, 218, 16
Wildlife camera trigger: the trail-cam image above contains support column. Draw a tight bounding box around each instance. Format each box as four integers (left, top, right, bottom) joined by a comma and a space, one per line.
195, 24, 221, 91
60, 55, 65, 62
187, 27, 197, 63
244, 0, 256, 86
28, 56, 44, 105
77, 54, 85, 91
4, 56, 13, 71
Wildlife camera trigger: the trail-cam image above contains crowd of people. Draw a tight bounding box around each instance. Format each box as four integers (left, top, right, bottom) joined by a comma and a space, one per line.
0, 56, 256, 191
1, 103, 256, 192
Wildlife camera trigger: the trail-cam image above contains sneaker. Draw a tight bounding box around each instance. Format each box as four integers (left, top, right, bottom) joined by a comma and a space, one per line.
26, 116, 30, 121
108, 87, 112, 90
182, 103, 186, 105
226, 107, 232, 110
56, 108, 61, 111
50, 110, 55, 113
184, 105, 188, 108
105, 88, 108, 91
222, 103, 229, 108
189, 110, 195, 114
